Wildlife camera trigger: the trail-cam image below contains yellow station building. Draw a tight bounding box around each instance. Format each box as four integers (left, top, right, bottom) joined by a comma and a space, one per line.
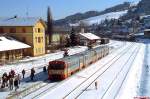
0, 17, 46, 57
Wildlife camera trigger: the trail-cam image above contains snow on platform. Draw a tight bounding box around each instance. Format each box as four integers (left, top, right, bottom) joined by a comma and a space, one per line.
28, 42, 145, 99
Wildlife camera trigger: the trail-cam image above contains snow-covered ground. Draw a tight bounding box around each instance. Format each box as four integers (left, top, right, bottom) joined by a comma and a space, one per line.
0, 40, 124, 99
23, 41, 145, 99
1, 39, 148, 99
82, 10, 128, 25
137, 38, 150, 97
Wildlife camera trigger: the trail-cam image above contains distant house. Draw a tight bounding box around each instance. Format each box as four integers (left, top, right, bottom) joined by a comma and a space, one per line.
0, 17, 46, 56
144, 29, 150, 38
0, 36, 30, 64
78, 33, 100, 46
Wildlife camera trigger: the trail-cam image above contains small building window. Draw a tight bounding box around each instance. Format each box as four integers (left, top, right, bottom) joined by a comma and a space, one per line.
38, 37, 41, 43
41, 37, 43, 42
38, 28, 41, 33
0, 28, 4, 33
22, 28, 26, 33
10, 28, 16, 33
35, 37, 37, 43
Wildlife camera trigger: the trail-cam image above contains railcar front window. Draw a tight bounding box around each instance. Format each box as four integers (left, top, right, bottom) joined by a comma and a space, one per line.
50, 63, 65, 69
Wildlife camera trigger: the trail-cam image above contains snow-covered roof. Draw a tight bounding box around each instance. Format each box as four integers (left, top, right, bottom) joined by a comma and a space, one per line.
0, 17, 40, 26
79, 33, 100, 40
0, 36, 31, 52
144, 29, 150, 32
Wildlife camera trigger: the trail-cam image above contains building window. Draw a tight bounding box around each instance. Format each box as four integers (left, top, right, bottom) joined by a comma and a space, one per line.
35, 37, 38, 43
22, 28, 26, 33
38, 37, 41, 43
41, 37, 43, 43
38, 48, 41, 53
38, 28, 41, 33
10, 28, 16, 33
0, 28, 4, 33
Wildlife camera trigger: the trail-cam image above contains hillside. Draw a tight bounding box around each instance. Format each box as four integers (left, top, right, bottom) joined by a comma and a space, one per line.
54, 2, 132, 26
122, 0, 150, 20
83, 10, 128, 25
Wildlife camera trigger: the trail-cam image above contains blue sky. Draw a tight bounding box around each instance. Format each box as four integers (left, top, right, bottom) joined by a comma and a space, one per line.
0, 0, 140, 20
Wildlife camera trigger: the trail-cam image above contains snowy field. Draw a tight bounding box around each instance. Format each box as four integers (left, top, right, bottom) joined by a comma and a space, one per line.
83, 10, 128, 25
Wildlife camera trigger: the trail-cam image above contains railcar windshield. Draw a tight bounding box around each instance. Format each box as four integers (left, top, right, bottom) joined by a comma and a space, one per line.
49, 62, 65, 70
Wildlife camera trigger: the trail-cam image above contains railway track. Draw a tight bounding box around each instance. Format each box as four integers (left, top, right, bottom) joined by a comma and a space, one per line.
30, 42, 134, 99
28, 42, 128, 99
5, 42, 125, 99
62, 43, 137, 99
101, 45, 141, 99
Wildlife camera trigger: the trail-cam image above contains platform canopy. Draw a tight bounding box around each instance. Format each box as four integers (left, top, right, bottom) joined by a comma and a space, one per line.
79, 33, 100, 40
0, 36, 31, 52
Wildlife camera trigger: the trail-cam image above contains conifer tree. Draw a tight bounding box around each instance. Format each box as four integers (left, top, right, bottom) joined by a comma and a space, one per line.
47, 7, 53, 44
70, 28, 78, 46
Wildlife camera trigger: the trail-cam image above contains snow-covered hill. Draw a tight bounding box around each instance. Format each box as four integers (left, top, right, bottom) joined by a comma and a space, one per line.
82, 10, 128, 25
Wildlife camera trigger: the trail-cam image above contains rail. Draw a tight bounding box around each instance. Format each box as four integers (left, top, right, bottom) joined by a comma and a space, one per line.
101, 45, 140, 99
30, 42, 127, 99
62, 43, 135, 99
113, 46, 141, 99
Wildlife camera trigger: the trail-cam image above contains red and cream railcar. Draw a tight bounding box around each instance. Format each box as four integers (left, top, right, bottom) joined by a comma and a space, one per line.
48, 45, 109, 81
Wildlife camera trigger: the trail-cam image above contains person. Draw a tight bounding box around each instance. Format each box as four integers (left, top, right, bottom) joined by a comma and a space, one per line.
17, 74, 21, 84
14, 78, 19, 91
9, 77, 13, 90
30, 68, 35, 81
1, 76, 6, 88
22, 69, 25, 78
10, 69, 15, 78
95, 81, 98, 90
64, 49, 68, 57
2, 72, 8, 87
43, 66, 47, 73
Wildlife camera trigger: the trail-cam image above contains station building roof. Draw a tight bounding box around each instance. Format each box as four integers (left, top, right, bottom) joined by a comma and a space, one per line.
0, 36, 31, 52
0, 17, 45, 27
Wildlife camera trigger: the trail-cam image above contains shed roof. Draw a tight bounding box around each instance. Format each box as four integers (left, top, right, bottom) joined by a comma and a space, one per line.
79, 33, 100, 40
0, 17, 43, 26
0, 36, 31, 52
